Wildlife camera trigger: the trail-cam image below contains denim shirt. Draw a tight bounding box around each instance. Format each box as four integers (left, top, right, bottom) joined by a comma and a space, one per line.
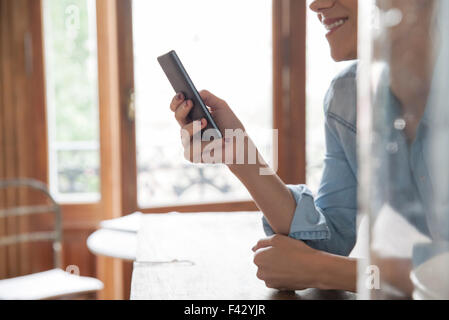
263, 63, 359, 257
263, 61, 448, 258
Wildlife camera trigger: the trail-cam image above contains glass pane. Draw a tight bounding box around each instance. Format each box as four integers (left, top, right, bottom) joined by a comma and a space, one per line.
358, 0, 449, 299
43, 0, 100, 203
306, 0, 352, 193
133, 0, 273, 208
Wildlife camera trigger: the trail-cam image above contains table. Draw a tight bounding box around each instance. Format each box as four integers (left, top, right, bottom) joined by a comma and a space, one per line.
87, 229, 137, 261
130, 211, 356, 300
87, 212, 142, 261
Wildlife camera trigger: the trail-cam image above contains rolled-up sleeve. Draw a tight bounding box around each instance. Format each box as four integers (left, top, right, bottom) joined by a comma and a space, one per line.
261, 119, 357, 256
262, 185, 330, 240
261, 76, 358, 257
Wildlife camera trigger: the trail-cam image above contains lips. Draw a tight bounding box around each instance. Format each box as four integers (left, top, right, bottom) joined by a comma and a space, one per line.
321, 17, 349, 35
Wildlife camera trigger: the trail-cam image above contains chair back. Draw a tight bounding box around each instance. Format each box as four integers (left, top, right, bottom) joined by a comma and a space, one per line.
0, 179, 62, 269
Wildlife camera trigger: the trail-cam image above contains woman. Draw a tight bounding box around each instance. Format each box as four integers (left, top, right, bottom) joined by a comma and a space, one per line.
168, 0, 437, 294
170, 0, 359, 292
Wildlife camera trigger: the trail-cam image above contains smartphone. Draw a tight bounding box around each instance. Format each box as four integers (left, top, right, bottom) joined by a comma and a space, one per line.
157, 50, 222, 139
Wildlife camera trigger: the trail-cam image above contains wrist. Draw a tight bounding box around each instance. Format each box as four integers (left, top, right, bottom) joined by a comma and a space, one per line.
228, 161, 264, 179
313, 252, 357, 292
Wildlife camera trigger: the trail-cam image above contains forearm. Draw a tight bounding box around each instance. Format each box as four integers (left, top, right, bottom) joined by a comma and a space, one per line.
228, 146, 296, 236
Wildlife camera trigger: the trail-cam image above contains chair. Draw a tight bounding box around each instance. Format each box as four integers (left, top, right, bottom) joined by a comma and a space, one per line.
0, 179, 103, 300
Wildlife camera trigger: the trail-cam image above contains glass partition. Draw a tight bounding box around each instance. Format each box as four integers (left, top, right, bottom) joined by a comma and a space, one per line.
358, 0, 449, 299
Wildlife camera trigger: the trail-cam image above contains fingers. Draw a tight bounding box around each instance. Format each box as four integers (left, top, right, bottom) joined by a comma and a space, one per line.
199, 90, 227, 110
170, 92, 185, 112
202, 137, 226, 163
181, 119, 223, 163
252, 236, 276, 252
174, 100, 194, 126
181, 119, 207, 147
183, 138, 227, 164
171, 92, 195, 127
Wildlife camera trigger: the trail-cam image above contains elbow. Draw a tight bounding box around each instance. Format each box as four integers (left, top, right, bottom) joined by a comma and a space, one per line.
333, 230, 356, 257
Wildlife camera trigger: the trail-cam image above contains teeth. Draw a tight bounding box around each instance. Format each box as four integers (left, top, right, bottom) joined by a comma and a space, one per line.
324, 19, 346, 31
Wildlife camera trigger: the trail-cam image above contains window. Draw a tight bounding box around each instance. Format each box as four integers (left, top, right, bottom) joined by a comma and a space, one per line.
43, 0, 100, 202
306, 0, 352, 193
132, 0, 273, 208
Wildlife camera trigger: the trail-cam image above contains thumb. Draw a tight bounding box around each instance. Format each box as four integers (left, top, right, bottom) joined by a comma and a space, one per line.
252, 237, 275, 252
199, 90, 228, 110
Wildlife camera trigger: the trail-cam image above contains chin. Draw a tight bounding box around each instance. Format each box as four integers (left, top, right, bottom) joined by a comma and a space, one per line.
330, 47, 357, 62
330, 51, 345, 62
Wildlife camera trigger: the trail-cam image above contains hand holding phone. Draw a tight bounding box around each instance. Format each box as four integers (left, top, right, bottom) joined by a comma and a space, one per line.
158, 50, 222, 138
160, 50, 250, 167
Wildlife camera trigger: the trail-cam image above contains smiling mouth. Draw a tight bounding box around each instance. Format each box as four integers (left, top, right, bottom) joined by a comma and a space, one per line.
322, 18, 348, 35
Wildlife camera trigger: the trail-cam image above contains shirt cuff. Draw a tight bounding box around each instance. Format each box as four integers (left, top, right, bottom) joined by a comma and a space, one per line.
261, 185, 330, 241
